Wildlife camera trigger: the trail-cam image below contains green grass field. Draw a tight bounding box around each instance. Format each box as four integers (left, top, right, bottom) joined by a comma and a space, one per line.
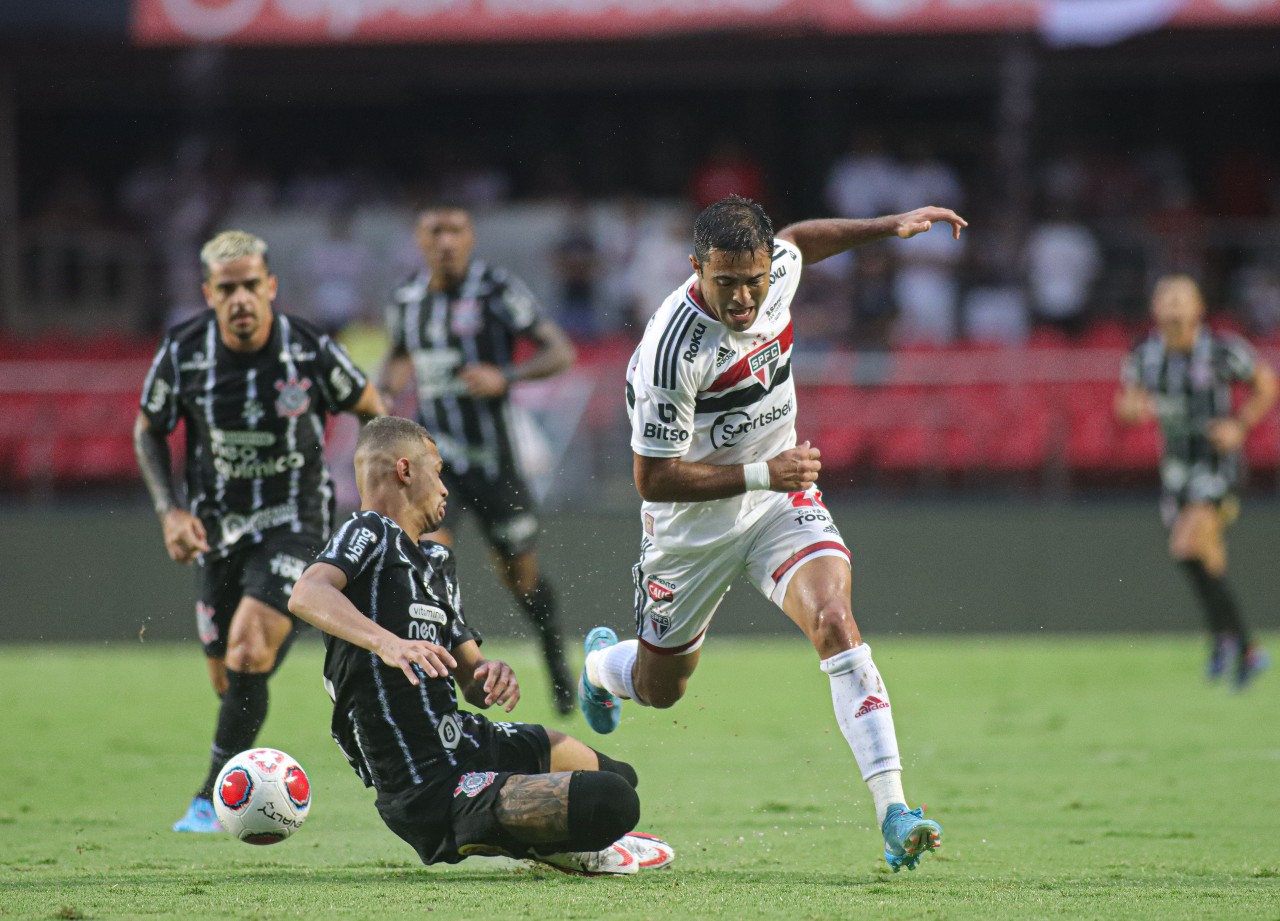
2, 635, 1277, 921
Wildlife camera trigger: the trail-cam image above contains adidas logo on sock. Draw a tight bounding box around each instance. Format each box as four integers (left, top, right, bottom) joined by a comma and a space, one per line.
854, 695, 890, 718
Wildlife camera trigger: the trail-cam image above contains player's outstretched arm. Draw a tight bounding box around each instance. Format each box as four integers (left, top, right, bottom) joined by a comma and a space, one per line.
134, 412, 209, 563
633, 442, 820, 502
451, 640, 520, 712
777, 207, 967, 264
290, 563, 457, 685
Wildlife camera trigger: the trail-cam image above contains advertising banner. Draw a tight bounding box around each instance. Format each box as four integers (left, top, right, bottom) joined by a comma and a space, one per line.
131, 0, 1280, 46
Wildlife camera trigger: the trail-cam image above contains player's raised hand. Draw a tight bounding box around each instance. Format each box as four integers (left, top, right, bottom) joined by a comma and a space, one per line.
767, 441, 822, 492
893, 207, 967, 241
458, 362, 509, 398
162, 508, 210, 564
472, 659, 520, 712
379, 637, 458, 686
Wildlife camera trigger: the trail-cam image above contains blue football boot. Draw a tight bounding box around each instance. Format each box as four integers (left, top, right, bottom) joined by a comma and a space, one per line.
881, 803, 941, 872
578, 626, 622, 734
172, 796, 222, 833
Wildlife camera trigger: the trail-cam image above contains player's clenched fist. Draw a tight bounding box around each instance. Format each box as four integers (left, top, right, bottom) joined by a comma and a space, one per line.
766, 441, 822, 492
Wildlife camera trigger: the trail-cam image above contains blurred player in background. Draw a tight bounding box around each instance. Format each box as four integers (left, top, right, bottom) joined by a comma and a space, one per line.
578, 195, 965, 872
134, 230, 386, 833
289, 416, 673, 874
381, 205, 578, 714
1115, 274, 1277, 688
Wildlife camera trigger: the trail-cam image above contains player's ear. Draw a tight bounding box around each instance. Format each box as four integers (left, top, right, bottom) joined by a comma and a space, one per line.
689, 255, 701, 276
396, 456, 412, 483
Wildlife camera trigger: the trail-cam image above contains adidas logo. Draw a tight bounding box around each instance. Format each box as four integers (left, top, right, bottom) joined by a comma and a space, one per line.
715, 345, 735, 368
854, 695, 890, 718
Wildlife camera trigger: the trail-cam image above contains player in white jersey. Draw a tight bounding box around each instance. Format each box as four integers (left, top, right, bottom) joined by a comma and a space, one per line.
579, 195, 966, 872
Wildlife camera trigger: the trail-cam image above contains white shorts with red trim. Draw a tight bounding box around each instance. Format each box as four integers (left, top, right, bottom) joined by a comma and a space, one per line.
630, 487, 851, 655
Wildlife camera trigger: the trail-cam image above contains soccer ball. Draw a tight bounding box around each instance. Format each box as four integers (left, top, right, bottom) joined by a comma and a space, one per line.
213, 748, 311, 844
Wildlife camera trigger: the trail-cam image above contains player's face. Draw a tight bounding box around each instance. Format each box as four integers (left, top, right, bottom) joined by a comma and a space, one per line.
417, 210, 475, 285
204, 255, 277, 350
412, 439, 449, 531
692, 247, 772, 332
1152, 279, 1203, 353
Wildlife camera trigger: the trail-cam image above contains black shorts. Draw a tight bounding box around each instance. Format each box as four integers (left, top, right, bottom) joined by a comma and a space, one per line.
375, 717, 551, 865
440, 461, 540, 558
196, 529, 322, 658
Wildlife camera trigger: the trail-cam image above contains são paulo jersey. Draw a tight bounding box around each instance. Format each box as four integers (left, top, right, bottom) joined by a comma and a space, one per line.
627, 238, 803, 551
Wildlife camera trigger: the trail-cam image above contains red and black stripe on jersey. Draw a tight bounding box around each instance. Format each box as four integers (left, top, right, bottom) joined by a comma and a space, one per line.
139, 312, 368, 558
314, 511, 484, 796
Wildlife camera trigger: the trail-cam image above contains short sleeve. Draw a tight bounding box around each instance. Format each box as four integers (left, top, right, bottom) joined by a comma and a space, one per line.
1220, 334, 1259, 383
628, 309, 702, 459
492, 272, 542, 335
139, 338, 181, 434
314, 333, 370, 413
314, 515, 384, 582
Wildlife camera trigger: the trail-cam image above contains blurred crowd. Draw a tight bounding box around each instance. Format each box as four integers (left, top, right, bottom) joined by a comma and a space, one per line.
20, 128, 1280, 351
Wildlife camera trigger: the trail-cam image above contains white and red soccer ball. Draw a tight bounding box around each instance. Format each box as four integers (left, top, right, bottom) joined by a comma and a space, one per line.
213, 748, 311, 844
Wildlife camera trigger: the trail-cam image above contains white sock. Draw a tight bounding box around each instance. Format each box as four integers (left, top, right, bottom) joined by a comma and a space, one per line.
820, 644, 904, 822
590, 640, 641, 703
866, 771, 906, 827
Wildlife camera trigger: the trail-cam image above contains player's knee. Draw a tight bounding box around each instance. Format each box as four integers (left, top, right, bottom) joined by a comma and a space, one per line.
567, 770, 641, 852
591, 750, 639, 789
225, 640, 277, 674
807, 601, 860, 657
636, 676, 686, 709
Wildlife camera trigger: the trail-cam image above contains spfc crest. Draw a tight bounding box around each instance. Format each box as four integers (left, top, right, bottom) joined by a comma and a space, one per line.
647, 577, 676, 604
650, 609, 673, 639
747, 340, 782, 387
274, 377, 312, 418
451, 298, 483, 337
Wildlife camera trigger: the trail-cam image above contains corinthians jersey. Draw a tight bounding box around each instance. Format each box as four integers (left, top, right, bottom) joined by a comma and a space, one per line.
627, 239, 803, 551
140, 312, 368, 559
313, 511, 483, 797
385, 260, 541, 478
1122, 328, 1259, 493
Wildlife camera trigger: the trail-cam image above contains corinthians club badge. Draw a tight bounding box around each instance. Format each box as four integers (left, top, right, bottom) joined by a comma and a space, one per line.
274, 377, 312, 418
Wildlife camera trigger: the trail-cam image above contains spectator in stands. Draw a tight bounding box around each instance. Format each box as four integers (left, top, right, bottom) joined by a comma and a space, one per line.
688, 138, 767, 211
1024, 198, 1102, 337
302, 208, 375, 336
824, 130, 902, 222
553, 201, 601, 339
622, 209, 695, 327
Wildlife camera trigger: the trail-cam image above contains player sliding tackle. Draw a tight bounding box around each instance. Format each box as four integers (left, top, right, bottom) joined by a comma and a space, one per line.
290, 416, 672, 875
579, 195, 965, 872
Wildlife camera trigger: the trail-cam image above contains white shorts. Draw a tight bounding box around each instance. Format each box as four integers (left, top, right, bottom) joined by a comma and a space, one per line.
631, 487, 851, 655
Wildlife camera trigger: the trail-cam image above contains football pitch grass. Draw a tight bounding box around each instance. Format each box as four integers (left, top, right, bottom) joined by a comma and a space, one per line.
2, 635, 1276, 921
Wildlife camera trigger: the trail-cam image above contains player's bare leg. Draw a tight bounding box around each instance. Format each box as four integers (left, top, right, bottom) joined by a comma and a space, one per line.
579, 626, 702, 732
1171, 502, 1266, 686
496, 549, 574, 715
782, 555, 941, 871
175, 598, 293, 832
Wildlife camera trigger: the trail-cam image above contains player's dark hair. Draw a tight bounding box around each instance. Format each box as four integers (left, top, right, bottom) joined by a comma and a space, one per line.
355, 416, 435, 456
692, 195, 773, 264
416, 201, 471, 222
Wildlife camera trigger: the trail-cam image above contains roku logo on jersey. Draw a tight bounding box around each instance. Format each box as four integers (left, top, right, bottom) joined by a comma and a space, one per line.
682, 323, 706, 363
710, 398, 792, 449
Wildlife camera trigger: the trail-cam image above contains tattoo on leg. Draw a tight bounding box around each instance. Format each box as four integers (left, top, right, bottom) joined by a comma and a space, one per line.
494, 772, 572, 843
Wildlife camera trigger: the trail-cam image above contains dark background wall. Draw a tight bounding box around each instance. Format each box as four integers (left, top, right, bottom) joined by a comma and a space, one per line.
4, 499, 1277, 644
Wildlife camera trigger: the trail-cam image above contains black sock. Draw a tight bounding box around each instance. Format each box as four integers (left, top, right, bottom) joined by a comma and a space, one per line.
519, 579, 571, 690
196, 670, 270, 800
1178, 560, 1250, 644
531, 771, 640, 855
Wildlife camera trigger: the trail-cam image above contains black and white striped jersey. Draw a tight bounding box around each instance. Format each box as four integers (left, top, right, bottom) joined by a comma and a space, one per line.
1122, 328, 1259, 488
385, 260, 541, 478
313, 511, 484, 796
139, 312, 368, 558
